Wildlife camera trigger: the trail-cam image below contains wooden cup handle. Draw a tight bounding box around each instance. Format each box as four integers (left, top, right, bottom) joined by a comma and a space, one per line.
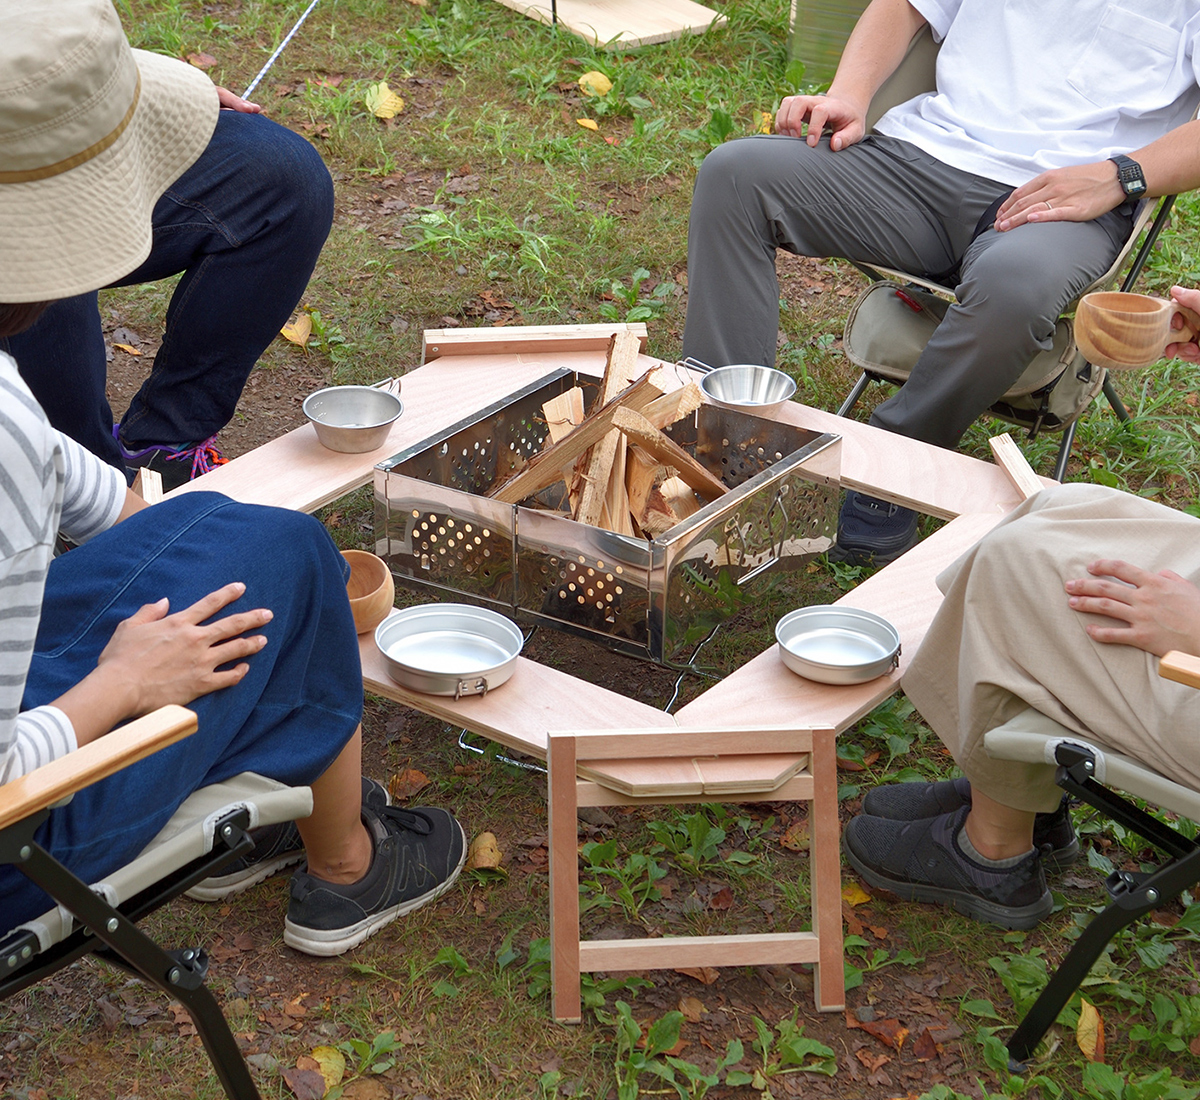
1170, 303, 1200, 346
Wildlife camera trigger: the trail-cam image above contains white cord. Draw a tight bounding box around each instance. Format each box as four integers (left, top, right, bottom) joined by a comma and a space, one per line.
241, 0, 323, 99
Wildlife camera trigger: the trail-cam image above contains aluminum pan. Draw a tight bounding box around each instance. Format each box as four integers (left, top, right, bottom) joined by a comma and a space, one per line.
375, 603, 524, 697
775, 605, 900, 685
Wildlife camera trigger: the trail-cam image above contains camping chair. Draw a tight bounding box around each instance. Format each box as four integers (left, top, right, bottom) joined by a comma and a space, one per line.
0, 704, 314, 1100
981, 650, 1200, 1068
837, 25, 1180, 481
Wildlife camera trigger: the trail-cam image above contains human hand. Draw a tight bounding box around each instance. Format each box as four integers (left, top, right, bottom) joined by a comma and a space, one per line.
1065, 559, 1200, 657
1165, 285, 1200, 361
217, 86, 262, 114
775, 93, 866, 151
96, 582, 272, 715
995, 162, 1126, 232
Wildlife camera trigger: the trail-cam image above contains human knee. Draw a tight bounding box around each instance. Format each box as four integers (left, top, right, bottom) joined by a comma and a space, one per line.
244, 116, 334, 239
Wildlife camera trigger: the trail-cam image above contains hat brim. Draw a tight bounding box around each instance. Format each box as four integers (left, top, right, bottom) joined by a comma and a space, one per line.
0, 50, 218, 303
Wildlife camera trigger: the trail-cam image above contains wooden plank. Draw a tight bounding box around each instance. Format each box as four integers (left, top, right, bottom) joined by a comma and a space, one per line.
492, 0, 726, 49
490, 369, 669, 504
1160, 650, 1200, 690
0, 707, 196, 830
674, 512, 1005, 733
578, 932, 820, 972
574, 774, 814, 807
423, 322, 646, 362
989, 432, 1051, 501
612, 406, 727, 501
640, 381, 703, 430
131, 467, 164, 505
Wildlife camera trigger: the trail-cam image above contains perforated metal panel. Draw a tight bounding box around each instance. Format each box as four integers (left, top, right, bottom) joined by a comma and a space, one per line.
374, 370, 841, 661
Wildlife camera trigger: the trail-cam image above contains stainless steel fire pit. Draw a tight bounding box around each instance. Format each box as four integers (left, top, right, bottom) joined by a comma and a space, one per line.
372, 368, 841, 662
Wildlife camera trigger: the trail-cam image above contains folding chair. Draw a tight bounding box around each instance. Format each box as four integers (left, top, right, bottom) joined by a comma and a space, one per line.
981, 649, 1200, 1068
838, 25, 1181, 481
0, 705, 314, 1100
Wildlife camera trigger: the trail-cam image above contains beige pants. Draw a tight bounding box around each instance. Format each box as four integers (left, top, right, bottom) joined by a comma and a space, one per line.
903, 483, 1200, 813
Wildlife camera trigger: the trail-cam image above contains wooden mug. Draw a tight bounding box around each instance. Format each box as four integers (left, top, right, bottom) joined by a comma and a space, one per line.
1075, 291, 1199, 370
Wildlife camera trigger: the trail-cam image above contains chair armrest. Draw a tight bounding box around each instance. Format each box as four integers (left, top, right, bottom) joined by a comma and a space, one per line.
0, 705, 197, 830
1159, 650, 1200, 690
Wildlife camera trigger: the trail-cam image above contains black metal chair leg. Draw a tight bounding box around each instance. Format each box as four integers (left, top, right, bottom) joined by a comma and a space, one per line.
1052, 419, 1077, 481
1102, 375, 1131, 422
837, 372, 873, 417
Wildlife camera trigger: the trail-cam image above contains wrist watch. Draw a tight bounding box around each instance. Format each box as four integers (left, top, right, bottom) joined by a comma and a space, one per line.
1108, 154, 1148, 198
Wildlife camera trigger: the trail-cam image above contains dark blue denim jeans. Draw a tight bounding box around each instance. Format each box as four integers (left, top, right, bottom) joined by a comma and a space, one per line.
5, 110, 334, 470
1, 492, 362, 932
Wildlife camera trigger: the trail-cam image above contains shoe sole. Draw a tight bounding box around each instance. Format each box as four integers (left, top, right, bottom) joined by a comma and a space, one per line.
842, 836, 1053, 931
185, 850, 305, 902
282, 820, 468, 957
826, 529, 919, 568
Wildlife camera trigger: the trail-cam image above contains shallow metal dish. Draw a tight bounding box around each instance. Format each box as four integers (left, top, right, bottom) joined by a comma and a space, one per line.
303, 383, 403, 453
775, 605, 901, 685
699, 364, 797, 417
374, 603, 523, 698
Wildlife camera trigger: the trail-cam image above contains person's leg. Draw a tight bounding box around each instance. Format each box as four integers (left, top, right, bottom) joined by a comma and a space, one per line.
1, 493, 362, 930
114, 111, 333, 460
869, 216, 1127, 448
297, 725, 373, 883
4, 292, 125, 470
682, 133, 1005, 370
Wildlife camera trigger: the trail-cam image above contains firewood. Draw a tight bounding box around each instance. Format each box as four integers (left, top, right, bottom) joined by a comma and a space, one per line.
489, 368, 670, 504
659, 475, 701, 521
542, 387, 585, 444
638, 485, 679, 535
625, 444, 670, 521
611, 406, 728, 502
639, 381, 703, 430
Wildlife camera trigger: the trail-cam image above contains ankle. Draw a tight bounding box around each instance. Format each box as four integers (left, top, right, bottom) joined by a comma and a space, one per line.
962, 813, 1034, 863
305, 821, 373, 885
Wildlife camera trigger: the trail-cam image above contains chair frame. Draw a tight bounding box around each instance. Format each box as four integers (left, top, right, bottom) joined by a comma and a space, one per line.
0, 707, 267, 1100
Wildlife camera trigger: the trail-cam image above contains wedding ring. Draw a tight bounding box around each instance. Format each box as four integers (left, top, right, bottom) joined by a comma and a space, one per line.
1044, 200, 1053, 210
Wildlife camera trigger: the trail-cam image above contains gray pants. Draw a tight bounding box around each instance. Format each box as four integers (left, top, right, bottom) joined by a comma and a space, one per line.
682, 134, 1129, 448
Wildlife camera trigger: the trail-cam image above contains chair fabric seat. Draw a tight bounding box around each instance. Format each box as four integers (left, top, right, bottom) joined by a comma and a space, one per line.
18, 772, 312, 952
984, 708, 1200, 821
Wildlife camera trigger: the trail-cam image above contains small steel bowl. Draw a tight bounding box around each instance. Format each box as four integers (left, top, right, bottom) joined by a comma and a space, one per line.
303, 384, 403, 453
775, 605, 901, 685
699, 364, 797, 417
375, 603, 524, 698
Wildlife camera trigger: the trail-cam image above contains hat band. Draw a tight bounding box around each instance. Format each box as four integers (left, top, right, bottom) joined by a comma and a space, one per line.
0, 74, 141, 185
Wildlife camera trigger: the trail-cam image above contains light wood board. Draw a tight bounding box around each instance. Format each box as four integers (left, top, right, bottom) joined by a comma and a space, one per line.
492, 0, 726, 48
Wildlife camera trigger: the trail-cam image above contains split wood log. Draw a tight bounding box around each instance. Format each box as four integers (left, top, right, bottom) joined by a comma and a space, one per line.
659, 475, 701, 521
639, 381, 703, 430
543, 387, 585, 445
638, 486, 679, 535
611, 406, 728, 502
625, 444, 670, 521
489, 368, 670, 504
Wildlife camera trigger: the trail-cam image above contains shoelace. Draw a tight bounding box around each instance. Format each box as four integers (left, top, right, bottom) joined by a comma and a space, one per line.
377, 805, 433, 836
188, 436, 229, 478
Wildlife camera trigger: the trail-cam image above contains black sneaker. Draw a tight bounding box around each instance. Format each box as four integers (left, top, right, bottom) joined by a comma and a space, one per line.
861, 778, 1080, 872
117, 430, 229, 493
284, 805, 466, 957
827, 490, 919, 566
842, 805, 1053, 930
186, 777, 390, 902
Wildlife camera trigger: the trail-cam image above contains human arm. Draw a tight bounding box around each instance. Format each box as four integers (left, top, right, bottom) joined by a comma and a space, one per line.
775, 0, 927, 150
1064, 559, 1200, 657
996, 119, 1200, 231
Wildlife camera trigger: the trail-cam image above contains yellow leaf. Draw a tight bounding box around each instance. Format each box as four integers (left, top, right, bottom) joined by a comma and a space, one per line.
1077, 998, 1106, 1062
280, 312, 312, 347
403, 0, 428, 5
465, 831, 503, 871
842, 882, 871, 906
576, 118, 599, 131
311, 1045, 346, 1092
364, 81, 405, 120
578, 70, 613, 97
757, 110, 773, 134
113, 343, 142, 356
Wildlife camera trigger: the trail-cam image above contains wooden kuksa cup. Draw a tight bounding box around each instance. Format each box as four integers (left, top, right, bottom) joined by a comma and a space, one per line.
1075, 291, 1199, 370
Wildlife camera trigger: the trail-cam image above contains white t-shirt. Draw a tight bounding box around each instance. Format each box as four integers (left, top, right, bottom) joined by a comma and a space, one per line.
875, 0, 1200, 186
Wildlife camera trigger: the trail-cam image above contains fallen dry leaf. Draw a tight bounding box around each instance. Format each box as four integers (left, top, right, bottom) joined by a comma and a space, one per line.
855, 1049, 889, 1072
709, 885, 734, 910
675, 966, 720, 985
842, 882, 871, 906
280, 312, 312, 347
576, 118, 599, 131
389, 767, 430, 801
842, 899, 864, 937
837, 750, 880, 772
678, 995, 705, 1023
365, 81, 405, 119
578, 70, 613, 97
310, 1045, 345, 1092
465, 831, 504, 871
1077, 997, 1105, 1062
912, 1027, 939, 1062
780, 818, 809, 852
113, 343, 141, 356
403, 0, 428, 6
846, 1011, 909, 1051
342, 1080, 391, 1100
282, 1066, 325, 1100
186, 51, 216, 70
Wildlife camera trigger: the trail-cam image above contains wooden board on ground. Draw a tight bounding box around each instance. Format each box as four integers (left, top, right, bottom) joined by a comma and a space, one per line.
673, 512, 1005, 733
492, 0, 725, 48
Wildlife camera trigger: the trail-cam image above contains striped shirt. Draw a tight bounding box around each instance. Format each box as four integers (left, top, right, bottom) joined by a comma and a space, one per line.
0, 351, 124, 782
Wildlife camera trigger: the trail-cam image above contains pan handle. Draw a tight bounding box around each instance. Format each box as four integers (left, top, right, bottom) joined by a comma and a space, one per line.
677, 356, 715, 374
454, 677, 489, 700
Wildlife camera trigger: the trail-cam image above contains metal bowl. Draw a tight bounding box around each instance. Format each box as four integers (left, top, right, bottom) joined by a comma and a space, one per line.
775, 605, 901, 685
699, 364, 797, 417
374, 603, 524, 698
303, 384, 403, 453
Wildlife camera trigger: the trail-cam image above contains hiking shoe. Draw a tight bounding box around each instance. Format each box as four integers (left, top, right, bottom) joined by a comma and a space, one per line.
861, 778, 1080, 872
827, 490, 919, 566
117, 430, 229, 492
186, 777, 390, 902
284, 804, 467, 957
842, 805, 1053, 930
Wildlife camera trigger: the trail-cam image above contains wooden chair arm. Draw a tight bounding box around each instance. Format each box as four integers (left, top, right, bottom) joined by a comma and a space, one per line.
0, 705, 197, 831
1159, 650, 1200, 690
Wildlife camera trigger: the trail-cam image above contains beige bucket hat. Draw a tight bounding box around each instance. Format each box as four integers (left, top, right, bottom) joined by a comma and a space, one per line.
0, 0, 219, 302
